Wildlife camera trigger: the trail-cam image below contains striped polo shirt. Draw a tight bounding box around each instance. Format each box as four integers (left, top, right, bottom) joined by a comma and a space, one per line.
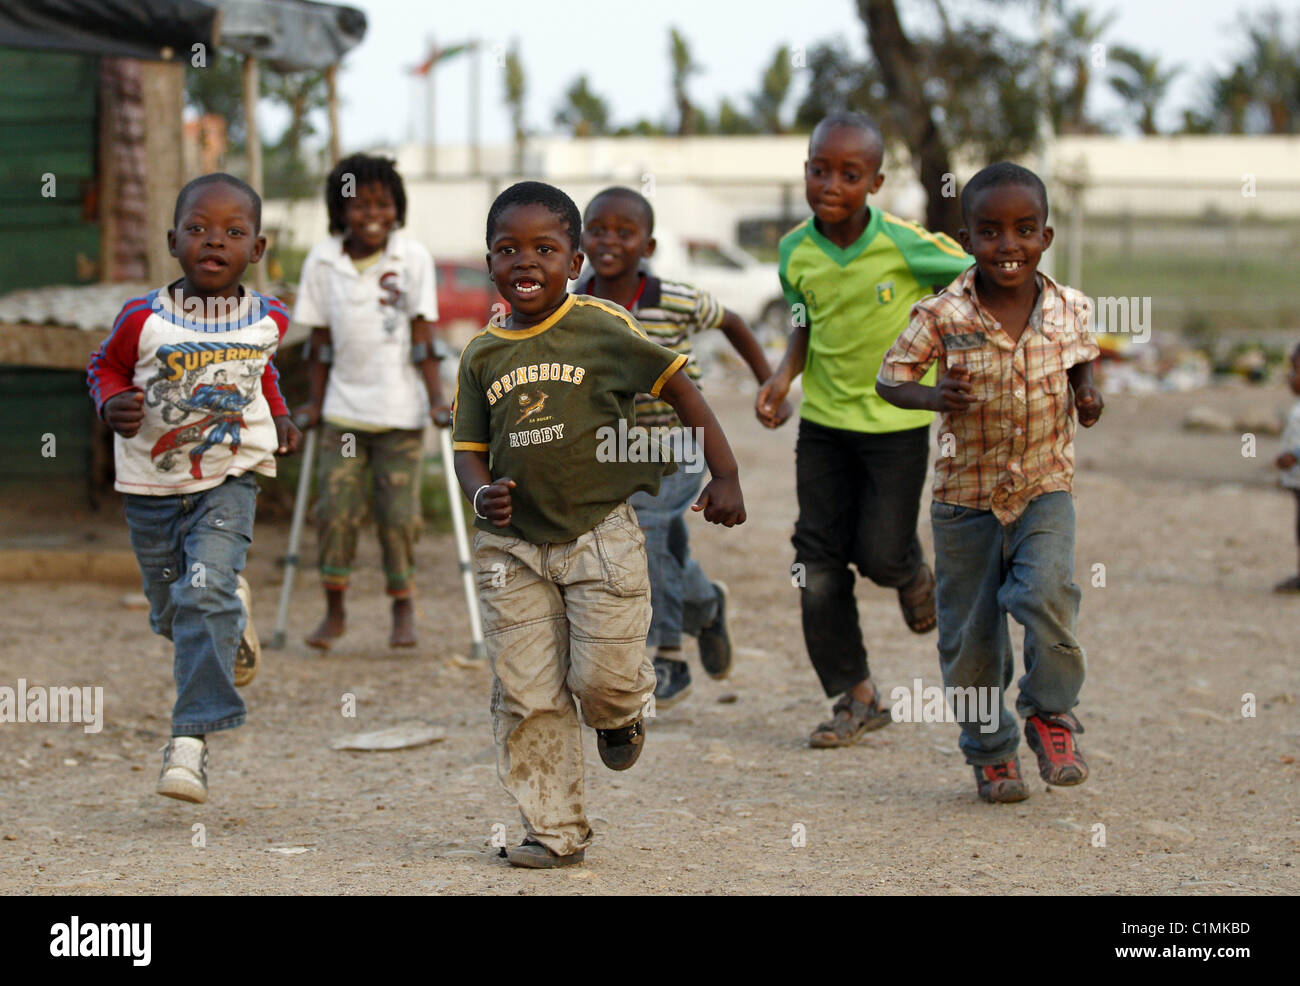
576, 272, 723, 429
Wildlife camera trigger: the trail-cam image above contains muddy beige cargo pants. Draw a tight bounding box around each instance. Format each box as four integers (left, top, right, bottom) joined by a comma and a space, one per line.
475, 503, 656, 856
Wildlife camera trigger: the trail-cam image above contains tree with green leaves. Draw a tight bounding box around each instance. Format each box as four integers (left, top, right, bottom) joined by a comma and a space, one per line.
184, 50, 249, 148
751, 45, 793, 134
185, 51, 329, 199
1229, 9, 1297, 133
504, 44, 527, 173
262, 68, 329, 199
792, 40, 884, 132
716, 98, 758, 135
1053, 3, 1116, 134
1108, 45, 1179, 135
670, 27, 703, 136
855, 0, 963, 235
554, 75, 610, 137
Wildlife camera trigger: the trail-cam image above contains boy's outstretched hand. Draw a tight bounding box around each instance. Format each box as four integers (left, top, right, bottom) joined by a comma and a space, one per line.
755, 374, 794, 429
103, 390, 146, 437
692, 474, 746, 527
478, 477, 516, 527
274, 414, 303, 454
1074, 383, 1104, 427
933, 365, 977, 412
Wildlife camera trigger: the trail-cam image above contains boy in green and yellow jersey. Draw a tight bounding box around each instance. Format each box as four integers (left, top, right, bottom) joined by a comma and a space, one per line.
757, 111, 971, 749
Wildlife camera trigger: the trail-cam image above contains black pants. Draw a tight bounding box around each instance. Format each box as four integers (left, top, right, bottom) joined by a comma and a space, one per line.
792, 419, 930, 697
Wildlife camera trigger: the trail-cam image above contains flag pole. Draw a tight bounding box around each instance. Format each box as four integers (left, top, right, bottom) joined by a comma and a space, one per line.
425, 34, 436, 177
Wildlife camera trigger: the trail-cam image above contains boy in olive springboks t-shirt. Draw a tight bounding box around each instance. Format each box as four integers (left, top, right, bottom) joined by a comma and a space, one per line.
453, 182, 745, 869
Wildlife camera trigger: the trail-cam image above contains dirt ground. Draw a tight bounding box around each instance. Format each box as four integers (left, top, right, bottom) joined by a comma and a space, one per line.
1, 376, 1297, 896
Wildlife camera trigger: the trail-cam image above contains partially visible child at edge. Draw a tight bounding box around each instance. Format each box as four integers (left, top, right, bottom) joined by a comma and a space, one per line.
294, 154, 449, 649
576, 186, 787, 708
755, 111, 972, 748
1274, 342, 1300, 592
452, 181, 745, 868
87, 173, 301, 804
876, 161, 1104, 803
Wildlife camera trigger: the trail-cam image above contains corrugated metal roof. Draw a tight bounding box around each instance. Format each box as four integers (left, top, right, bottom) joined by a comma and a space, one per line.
0, 282, 153, 331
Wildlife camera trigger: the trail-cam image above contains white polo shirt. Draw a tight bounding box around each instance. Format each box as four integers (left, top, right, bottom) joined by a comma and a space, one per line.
294, 232, 439, 430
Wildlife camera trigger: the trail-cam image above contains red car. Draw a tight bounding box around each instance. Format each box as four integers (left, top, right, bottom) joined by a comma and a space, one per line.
436, 260, 504, 328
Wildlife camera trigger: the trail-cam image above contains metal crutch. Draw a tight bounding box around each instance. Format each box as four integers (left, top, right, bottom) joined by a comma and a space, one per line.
269, 420, 318, 649
437, 419, 486, 660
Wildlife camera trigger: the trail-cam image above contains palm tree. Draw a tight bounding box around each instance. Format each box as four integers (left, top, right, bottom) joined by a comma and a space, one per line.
716, 98, 758, 134
669, 28, 702, 136
1240, 11, 1297, 133
751, 45, 792, 133
1108, 45, 1179, 135
1054, 3, 1116, 134
554, 75, 610, 137
503, 44, 526, 173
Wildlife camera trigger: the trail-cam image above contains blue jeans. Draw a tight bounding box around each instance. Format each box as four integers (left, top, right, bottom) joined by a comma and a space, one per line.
930, 491, 1086, 764
123, 473, 258, 735
629, 460, 718, 651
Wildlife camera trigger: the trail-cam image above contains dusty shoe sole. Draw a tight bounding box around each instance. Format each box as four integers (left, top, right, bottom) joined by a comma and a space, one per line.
506, 842, 585, 868
234, 575, 259, 687
157, 770, 208, 803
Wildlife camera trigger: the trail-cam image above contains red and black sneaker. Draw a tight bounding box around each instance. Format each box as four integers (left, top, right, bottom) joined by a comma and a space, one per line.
972, 756, 1030, 803
1024, 711, 1089, 786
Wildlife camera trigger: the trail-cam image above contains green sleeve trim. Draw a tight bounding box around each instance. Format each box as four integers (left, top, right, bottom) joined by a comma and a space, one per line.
882, 214, 971, 290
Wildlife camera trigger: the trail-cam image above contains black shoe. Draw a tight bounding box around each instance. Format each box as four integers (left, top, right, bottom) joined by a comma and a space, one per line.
696, 581, 732, 680
596, 717, 644, 771
506, 839, 585, 868
653, 656, 692, 709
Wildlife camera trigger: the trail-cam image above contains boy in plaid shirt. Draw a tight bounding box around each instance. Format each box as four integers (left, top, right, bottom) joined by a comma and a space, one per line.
877, 162, 1104, 803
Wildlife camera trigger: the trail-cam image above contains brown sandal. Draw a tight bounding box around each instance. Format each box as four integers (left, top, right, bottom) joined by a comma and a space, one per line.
809, 686, 893, 748
898, 564, 937, 634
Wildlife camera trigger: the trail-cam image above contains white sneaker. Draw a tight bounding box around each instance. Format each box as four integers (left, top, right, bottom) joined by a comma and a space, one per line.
234, 575, 259, 687
157, 736, 208, 803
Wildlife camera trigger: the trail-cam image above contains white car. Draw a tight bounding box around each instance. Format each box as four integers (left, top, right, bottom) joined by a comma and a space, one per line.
643, 233, 790, 343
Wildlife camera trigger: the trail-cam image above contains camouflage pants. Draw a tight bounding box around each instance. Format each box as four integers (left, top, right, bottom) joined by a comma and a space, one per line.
316, 424, 423, 597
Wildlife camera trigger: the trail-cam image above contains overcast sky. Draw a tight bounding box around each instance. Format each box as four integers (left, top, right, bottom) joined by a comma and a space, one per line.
309, 0, 1288, 152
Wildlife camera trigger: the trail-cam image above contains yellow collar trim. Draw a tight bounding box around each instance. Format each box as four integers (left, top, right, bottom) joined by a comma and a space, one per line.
487, 294, 575, 339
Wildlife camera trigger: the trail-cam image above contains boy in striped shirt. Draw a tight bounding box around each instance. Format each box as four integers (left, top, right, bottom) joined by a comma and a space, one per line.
578, 187, 783, 707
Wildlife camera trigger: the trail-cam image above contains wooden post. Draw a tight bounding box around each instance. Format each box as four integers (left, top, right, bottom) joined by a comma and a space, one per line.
242, 55, 265, 291
326, 63, 341, 165
97, 61, 121, 282
140, 60, 184, 285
